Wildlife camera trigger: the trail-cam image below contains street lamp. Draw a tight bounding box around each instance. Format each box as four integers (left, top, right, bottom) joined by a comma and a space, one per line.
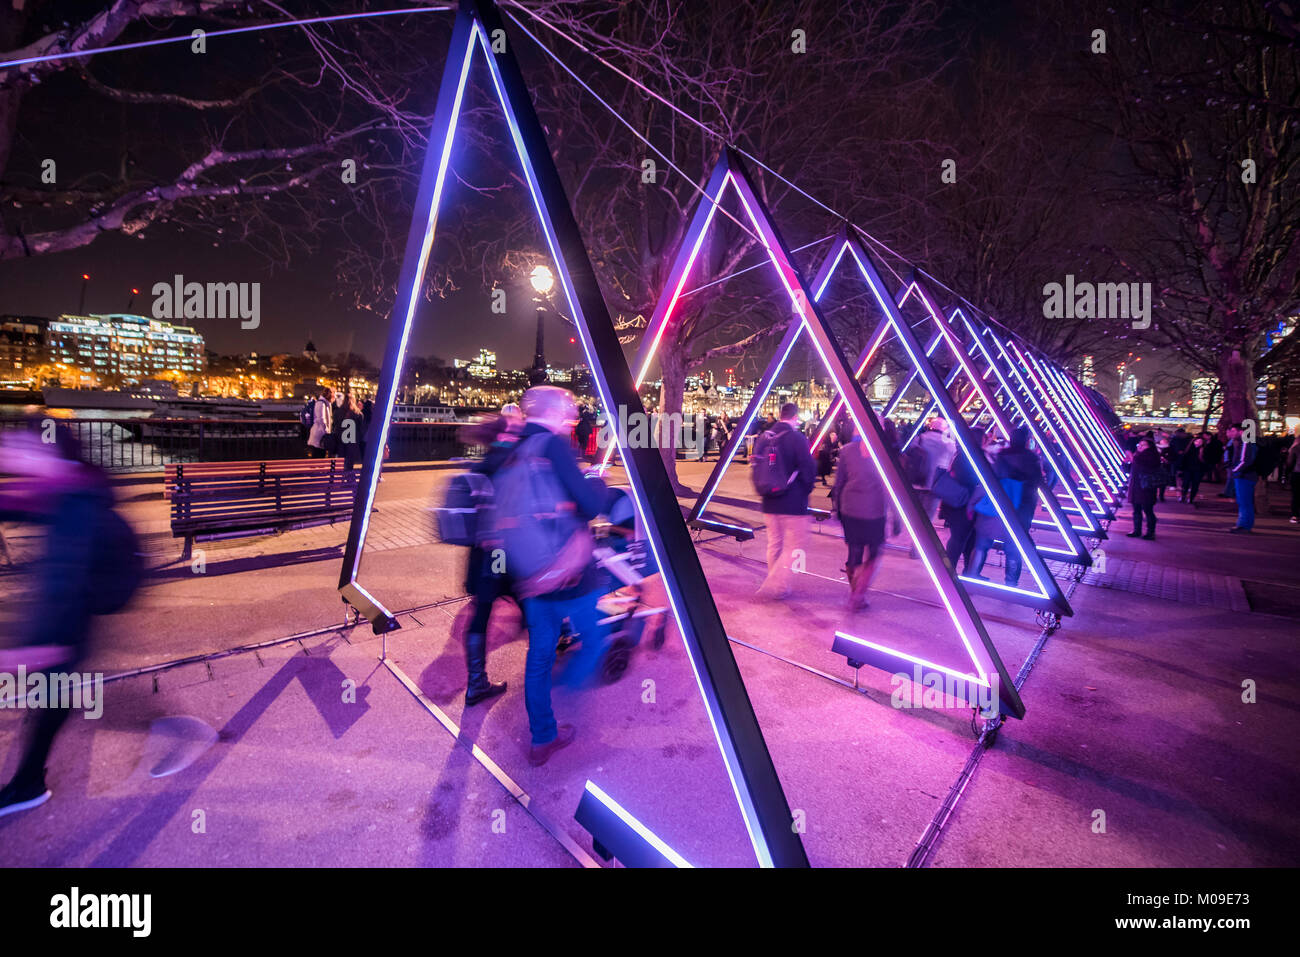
529, 265, 555, 385
529, 265, 554, 295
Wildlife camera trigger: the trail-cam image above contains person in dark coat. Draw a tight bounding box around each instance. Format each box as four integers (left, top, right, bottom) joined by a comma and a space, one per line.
1178, 435, 1207, 503
0, 427, 128, 818
831, 421, 887, 610
939, 428, 986, 573
968, 426, 1042, 586
1126, 439, 1162, 539
816, 431, 839, 486
457, 404, 525, 706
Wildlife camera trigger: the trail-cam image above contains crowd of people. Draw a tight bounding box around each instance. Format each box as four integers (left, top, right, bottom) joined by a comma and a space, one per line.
302, 386, 376, 474
1118, 423, 1300, 535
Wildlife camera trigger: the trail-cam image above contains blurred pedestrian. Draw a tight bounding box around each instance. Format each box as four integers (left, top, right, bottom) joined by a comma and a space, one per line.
753, 402, 816, 599
494, 387, 611, 766
831, 420, 886, 610
0, 426, 140, 818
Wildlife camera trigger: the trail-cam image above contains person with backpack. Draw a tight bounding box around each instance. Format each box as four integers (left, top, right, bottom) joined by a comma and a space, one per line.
0, 425, 141, 819
306, 387, 335, 458
753, 402, 816, 600
491, 386, 612, 766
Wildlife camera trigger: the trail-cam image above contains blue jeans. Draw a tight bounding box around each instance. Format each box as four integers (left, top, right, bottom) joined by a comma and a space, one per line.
1234, 477, 1257, 529
520, 587, 603, 746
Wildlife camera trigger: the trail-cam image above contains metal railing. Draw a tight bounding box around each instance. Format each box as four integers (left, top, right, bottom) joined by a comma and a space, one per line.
0, 417, 478, 473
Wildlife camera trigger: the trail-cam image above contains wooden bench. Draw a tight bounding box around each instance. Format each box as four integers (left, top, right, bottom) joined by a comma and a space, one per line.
169, 462, 356, 560
163, 458, 344, 500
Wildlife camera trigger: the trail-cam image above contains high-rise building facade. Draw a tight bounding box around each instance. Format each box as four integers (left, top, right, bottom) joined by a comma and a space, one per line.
46, 313, 205, 385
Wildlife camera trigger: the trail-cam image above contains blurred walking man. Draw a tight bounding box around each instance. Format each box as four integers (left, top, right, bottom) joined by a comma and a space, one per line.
753, 402, 815, 600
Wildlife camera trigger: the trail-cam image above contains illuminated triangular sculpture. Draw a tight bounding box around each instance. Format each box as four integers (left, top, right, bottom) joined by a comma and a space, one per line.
991, 332, 1119, 517
684, 224, 1074, 615
605, 150, 1026, 717
1025, 349, 1128, 487
336, 0, 807, 867
792, 271, 1102, 560
943, 307, 1109, 541
857, 280, 1108, 549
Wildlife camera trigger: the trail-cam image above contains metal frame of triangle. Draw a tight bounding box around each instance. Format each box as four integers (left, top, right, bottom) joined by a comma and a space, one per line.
600, 149, 1026, 718
335, 0, 808, 868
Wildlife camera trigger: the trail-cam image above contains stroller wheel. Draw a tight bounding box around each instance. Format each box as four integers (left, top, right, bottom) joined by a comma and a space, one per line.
599, 637, 634, 685
649, 618, 667, 649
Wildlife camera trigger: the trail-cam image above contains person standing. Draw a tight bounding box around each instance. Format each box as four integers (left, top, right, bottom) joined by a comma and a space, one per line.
307, 387, 334, 458
1286, 426, 1300, 524
816, 431, 839, 487
1126, 438, 1162, 539
831, 422, 887, 610
915, 418, 957, 520
754, 402, 816, 600
1226, 422, 1259, 532
1178, 434, 1207, 504
336, 395, 366, 476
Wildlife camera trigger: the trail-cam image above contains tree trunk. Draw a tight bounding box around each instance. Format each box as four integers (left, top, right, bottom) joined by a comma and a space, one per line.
1216, 347, 1256, 431
658, 344, 687, 492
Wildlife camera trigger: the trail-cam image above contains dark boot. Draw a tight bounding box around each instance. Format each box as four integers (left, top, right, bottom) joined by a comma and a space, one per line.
465, 633, 506, 706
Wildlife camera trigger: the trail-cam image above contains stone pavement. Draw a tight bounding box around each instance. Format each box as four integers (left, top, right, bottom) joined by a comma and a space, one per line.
1, 460, 1298, 866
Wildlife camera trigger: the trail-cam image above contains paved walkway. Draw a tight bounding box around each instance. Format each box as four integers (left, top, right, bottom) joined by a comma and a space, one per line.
1, 462, 1297, 866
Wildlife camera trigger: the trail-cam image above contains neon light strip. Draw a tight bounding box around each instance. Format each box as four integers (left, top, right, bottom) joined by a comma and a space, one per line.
582, 781, 693, 868
926, 308, 1084, 559
945, 332, 1083, 557
1017, 348, 1122, 487
1037, 358, 1127, 480
833, 633, 989, 687
476, 42, 779, 868
1032, 358, 1124, 488
597, 163, 733, 470
345, 22, 478, 580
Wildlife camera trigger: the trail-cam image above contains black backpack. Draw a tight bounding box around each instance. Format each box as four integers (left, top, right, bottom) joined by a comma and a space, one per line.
298, 399, 315, 431
433, 471, 495, 547
751, 427, 798, 496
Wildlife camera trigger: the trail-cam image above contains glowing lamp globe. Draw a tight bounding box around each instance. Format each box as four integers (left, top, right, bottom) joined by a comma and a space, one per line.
529, 265, 554, 295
